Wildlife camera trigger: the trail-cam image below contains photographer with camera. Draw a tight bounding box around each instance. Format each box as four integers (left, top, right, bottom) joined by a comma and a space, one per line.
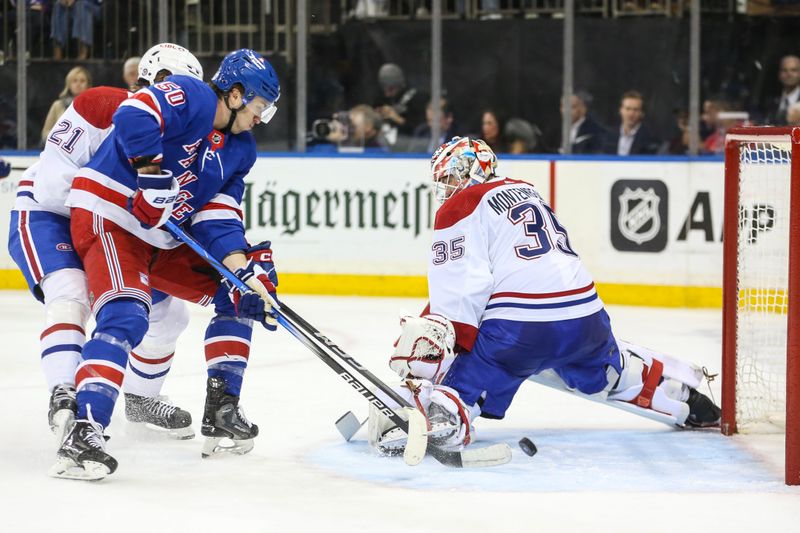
373, 63, 427, 149
310, 104, 389, 153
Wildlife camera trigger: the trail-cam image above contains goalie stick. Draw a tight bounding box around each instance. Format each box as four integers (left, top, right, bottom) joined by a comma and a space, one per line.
164, 221, 511, 469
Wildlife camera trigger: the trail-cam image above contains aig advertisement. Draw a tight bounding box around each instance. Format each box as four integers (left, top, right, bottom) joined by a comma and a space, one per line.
554, 160, 726, 289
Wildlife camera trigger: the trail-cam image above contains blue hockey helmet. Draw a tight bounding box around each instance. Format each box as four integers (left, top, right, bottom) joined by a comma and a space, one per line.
212, 49, 280, 123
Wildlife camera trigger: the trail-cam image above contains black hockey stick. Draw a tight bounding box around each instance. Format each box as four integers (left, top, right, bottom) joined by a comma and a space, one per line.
164, 221, 511, 468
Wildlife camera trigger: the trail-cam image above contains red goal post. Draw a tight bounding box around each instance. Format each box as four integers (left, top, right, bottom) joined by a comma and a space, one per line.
723, 126, 800, 485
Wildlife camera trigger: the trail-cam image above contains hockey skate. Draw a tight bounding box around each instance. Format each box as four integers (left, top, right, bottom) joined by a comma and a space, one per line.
685, 388, 722, 428
48, 384, 77, 444
200, 377, 258, 458
49, 409, 117, 481
124, 393, 194, 439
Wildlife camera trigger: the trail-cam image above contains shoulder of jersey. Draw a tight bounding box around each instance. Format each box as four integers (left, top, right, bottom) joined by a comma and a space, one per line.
435, 178, 528, 230
225, 131, 257, 166
72, 86, 129, 129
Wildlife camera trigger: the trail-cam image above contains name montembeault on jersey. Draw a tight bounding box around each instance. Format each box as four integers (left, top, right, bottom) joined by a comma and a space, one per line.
486, 185, 538, 215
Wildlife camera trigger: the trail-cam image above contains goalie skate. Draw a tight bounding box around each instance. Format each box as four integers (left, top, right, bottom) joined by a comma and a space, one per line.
50, 416, 117, 481
48, 384, 77, 444
686, 388, 721, 428
124, 393, 194, 439
201, 377, 258, 458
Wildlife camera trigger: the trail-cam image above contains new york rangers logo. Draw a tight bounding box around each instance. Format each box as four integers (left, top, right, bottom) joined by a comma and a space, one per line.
617, 187, 661, 245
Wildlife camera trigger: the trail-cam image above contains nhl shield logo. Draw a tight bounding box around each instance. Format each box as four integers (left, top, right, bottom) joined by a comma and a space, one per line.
610, 179, 668, 252
618, 187, 661, 244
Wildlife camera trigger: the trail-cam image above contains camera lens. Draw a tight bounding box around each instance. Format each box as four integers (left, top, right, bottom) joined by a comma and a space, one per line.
312, 119, 332, 139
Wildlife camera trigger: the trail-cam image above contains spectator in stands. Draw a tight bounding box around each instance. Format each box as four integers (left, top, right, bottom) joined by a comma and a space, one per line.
788, 102, 800, 126
504, 117, 545, 154
562, 90, 608, 154
667, 108, 690, 155
41, 65, 91, 143
410, 98, 457, 153
6, 1, 50, 58
373, 63, 427, 147
315, 104, 389, 152
123, 56, 141, 90
701, 99, 745, 154
480, 109, 508, 153
51, 0, 101, 60
605, 90, 660, 156
765, 55, 800, 126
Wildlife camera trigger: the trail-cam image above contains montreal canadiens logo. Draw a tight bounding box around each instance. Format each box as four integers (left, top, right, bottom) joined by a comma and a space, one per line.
56, 242, 73, 252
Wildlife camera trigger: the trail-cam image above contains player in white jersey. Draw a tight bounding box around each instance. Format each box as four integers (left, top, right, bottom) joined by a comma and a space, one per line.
7, 43, 205, 442
369, 136, 721, 454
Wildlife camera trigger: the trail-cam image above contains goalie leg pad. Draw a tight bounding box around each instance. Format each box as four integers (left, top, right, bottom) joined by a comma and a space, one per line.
607, 347, 690, 425
367, 381, 476, 456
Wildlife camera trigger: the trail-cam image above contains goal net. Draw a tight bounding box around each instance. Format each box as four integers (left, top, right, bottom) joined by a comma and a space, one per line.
722, 127, 800, 485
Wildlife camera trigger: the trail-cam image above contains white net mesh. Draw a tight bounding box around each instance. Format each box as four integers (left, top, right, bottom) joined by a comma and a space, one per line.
736, 139, 791, 432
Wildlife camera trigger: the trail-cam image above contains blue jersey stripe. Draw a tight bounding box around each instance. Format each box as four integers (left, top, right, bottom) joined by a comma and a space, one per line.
41, 344, 83, 358
485, 293, 599, 310
128, 364, 171, 380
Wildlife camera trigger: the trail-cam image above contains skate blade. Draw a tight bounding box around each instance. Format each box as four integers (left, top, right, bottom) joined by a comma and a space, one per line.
201, 436, 254, 458
48, 456, 110, 481
126, 421, 195, 440
145, 422, 195, 440
50, 409, 75, 445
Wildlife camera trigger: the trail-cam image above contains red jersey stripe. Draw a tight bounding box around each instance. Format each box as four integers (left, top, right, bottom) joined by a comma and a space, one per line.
40, 323, 85, 340
72, 177, 129, 209
76, 364, 125, 387
490, 282, 595, 300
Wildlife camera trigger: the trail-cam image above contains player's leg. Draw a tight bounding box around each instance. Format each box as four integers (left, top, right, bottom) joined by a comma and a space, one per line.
200, 293, 258, 457
607, 340, 721, 427
149, 246, 259, 457
123, 291, 194, 439
7, 209, 89, 442
51, 210, 155, 480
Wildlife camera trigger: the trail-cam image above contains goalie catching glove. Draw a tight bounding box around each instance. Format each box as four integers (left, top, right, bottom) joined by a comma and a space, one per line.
390, 314, 456, 381
224, 241, 279, 330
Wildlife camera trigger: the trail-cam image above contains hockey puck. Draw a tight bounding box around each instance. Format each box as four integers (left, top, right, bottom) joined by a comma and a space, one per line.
518, 437, 537, 457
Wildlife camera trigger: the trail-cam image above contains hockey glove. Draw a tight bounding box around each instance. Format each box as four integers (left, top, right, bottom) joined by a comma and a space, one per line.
127, 170, 179, 229
226, 259, 278, 331
244, 240, 279, 288
390, 314, 455, 380
0, 158, 10, 179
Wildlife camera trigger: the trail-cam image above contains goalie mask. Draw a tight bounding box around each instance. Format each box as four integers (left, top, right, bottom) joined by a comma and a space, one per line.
430, 136, 497, 203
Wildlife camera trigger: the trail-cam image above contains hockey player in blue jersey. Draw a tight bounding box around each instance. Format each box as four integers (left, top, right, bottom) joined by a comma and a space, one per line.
369, 136, 721, 454
7, 43, 204, 445
52, 49, 281, 480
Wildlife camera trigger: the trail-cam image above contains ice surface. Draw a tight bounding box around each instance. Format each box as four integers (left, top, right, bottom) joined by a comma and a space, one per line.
1, 292, 798, 532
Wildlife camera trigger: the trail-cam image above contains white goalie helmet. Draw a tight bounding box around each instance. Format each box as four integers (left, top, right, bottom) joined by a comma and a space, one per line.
138, 43, 204, 85
430, 136, 498, 203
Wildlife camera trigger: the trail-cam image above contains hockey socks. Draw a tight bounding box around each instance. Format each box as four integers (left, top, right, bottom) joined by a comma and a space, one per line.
204, 316, 253, 396
75, 336, 128, 427
40, 322, 84, 390
75, 299, 149, 428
